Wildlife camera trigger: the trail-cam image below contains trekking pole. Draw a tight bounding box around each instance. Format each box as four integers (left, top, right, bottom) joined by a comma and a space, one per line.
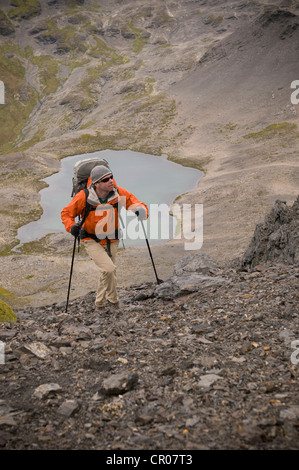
118, 211, 126, 249
65, 235, 77, 313
140, 219, 163, 285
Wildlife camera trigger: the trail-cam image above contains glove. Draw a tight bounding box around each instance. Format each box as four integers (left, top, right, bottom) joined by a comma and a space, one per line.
135, 206, 147, 221
70, 223, 81, 238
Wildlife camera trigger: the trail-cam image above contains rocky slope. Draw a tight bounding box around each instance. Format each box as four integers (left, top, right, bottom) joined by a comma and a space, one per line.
0, 1, 298, 452
0, 256, 298, 450
0, 199, 298, 450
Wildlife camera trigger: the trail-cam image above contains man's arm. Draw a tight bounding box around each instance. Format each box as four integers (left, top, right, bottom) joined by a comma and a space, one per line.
61, 190, 86, 233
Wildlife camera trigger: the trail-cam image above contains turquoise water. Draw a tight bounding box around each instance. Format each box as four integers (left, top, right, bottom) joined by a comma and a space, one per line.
15, 149, 203, 248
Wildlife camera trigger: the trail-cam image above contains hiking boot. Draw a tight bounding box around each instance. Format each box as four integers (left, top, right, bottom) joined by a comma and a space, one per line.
95, 305, 108, 314
107, 301, 122, 312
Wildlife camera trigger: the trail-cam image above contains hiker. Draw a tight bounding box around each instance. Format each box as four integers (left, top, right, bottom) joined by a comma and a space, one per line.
61, 165, 148, 312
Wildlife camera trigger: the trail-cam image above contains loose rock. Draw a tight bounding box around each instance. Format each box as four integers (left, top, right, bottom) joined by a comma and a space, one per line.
57, 400, 79, 418
33, 383, 62, 400
101, 372, 139, 396
0, 252, 298, 450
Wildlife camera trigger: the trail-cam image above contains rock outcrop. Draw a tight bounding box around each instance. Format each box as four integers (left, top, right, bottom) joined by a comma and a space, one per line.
241, 196, 299, 269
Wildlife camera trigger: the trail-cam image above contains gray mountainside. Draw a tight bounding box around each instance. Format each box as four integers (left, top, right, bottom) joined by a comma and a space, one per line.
0, 0, 298, 258
0, 0, 298, 452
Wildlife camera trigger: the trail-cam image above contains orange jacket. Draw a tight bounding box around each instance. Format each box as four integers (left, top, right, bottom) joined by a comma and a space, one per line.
61, 185, 148, 244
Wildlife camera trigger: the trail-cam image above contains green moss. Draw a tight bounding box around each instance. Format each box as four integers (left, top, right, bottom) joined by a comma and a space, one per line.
17, 233, 64, 255
38, 18, 85, 55
0, 44, 61, 153
0, 244, 18, 257
208, 14, 224, 26
0, 299, 17, 322
0, 286, 13, 298
87, 37, 128, 66
121, 77, 156, 101
159, 99, 177, 127
0, 44, 41, 154
127, 20, 149, 53
168, 154, 210, 173
8, 0, 41, 20
14, 127, 46, 152
75, 51, 129, 110
28, 50, 60, 95
117, 66, 135, 82
87, 36, 113, 58
61, 0, 85, 8
71, 131, 126, 154
0, 9, 15, 33
150, 6, 174, 27
244, 122, 298, 140
224, 122, 238, 131
53, 23, 80, 54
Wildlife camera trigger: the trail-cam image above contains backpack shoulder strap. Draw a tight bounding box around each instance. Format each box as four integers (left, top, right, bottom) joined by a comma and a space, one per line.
79, 188, 94, 227
80, 188, 120, 227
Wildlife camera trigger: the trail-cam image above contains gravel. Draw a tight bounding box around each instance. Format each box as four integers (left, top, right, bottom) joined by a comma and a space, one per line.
0, 255, 298, 450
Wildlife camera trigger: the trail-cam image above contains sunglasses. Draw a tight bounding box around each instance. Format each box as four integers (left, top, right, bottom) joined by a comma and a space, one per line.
100, 175, 113, 183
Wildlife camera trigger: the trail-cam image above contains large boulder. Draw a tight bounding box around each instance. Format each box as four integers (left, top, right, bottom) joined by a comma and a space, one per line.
241, 196, 299, 269
154, 253, 228, 300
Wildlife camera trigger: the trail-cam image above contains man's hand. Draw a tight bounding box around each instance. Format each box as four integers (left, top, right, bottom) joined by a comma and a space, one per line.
135, 206, 147, 221
70, 223, 81, 238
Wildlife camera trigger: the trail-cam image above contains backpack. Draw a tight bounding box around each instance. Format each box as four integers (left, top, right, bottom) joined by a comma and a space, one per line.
71, 157, 110, 197
71, 157, 121, 253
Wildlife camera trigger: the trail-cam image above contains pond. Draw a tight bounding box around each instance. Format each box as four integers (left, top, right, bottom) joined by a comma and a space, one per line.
15, 149, 203, 249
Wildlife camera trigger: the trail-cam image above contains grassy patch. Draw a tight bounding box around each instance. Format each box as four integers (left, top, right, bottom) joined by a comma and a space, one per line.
207, 14, 224, 26
0, 299, 17, 322
8, 0, 41, 21
70, 131, 127, 154
16, 239, 46, 255
0, 9, 15, 33
244, 122, 298, 141
25, 47, 60, 95
37, 18, 86, 54
0, 47, 39, 154
121, 77, 156, 101
0, 286, 13, 298
127, 20, 149, 53
168, 154, 210, 173
14, 127, 46, 153
87, 36, 115, 58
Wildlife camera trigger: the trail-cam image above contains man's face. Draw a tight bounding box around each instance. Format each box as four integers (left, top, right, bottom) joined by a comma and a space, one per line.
95, 173, 114, 193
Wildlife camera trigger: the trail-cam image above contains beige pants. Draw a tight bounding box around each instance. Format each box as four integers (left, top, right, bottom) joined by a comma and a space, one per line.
83, 239, 119, 307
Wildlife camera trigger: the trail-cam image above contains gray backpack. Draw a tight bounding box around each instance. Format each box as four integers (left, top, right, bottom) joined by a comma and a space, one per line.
71, 157, 110, 197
